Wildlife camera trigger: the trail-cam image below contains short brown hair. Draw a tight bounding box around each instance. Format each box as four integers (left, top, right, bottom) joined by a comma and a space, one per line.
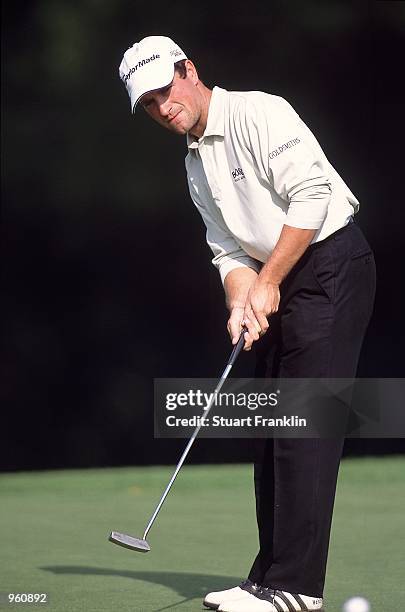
174, 59, 187, 79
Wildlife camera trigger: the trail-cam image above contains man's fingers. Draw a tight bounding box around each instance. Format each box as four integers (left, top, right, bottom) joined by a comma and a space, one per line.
228, 322, 240, 345
243, 311, 261, 339
231, 323, 242, 344
254, 311, 269, 335
228, 302, 268, 351
242, 314, 260, 351
243, 328, 254, 351
228, 308, 245, 345
245, 303, 270, 335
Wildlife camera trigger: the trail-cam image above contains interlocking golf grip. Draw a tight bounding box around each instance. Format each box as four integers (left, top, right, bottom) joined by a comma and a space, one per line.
142, 328, 247, 541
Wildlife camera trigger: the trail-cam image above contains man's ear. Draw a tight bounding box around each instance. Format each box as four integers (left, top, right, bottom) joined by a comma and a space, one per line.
185, 59, 199, 85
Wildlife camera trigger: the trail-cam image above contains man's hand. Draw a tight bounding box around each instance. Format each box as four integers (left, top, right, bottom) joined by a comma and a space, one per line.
224, 267, 259, 347
226, 280, 279, 351
242, 279, 280, 350
224, 225, 315, 351
227, 306, 245, 345
238, 225, 316, 350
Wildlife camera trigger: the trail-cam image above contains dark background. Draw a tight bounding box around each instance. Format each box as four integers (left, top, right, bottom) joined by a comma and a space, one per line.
2, 0, 405, 470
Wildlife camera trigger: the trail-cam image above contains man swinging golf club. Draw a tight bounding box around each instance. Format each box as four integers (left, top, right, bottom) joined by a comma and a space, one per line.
118, 36, 376, 612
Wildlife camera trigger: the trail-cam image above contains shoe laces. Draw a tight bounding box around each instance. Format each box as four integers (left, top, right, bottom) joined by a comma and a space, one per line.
240, 579, 260, 592
258, 586, 276, 602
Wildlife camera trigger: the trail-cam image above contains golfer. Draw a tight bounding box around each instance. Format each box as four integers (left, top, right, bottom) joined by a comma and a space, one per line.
119, 36, 376, 612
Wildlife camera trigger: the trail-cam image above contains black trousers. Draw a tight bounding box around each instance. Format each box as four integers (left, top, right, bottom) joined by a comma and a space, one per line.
248, 221, 376, 597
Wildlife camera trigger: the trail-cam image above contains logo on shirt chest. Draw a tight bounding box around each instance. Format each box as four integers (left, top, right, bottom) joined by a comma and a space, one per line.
231, 167, 246, 182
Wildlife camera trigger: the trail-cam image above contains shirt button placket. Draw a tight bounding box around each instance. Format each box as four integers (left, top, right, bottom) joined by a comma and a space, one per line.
200, 142, 221, 206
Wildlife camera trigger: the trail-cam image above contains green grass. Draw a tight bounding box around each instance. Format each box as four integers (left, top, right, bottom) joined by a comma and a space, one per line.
1, 457, 404, 611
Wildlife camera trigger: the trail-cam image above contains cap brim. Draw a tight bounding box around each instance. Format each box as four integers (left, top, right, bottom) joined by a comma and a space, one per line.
130, 64, 175, 114
131, 79, 174, 113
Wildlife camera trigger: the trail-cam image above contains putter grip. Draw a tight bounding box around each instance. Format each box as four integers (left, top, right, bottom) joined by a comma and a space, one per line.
228, 328, 247, 367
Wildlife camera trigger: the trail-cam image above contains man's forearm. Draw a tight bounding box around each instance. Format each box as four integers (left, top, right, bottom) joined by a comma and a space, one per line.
224, 267, 258, 310
237, 225, 317, 348
224, 226, 317, 348
258, 225, 317, 286
224, 225, 315, 310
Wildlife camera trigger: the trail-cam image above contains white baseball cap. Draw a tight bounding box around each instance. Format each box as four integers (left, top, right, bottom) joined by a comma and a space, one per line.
119, 36, 188, 113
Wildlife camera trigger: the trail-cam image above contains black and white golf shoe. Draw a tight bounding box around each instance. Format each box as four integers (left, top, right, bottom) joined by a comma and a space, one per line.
203, 579, 260, 610
217, 587, 323, 611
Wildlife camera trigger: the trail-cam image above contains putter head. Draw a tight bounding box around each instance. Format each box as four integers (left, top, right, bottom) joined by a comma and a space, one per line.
109, 531, 151, 553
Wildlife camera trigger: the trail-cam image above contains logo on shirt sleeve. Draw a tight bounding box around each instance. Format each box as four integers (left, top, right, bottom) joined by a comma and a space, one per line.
269, 137, 300, 160
231, 167, 246, 182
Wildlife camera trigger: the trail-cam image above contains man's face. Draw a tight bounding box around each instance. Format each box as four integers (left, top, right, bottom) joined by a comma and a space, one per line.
139, 67, 202, 136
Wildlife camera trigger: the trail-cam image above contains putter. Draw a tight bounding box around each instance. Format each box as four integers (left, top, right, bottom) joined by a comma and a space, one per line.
109, 328, 247, 553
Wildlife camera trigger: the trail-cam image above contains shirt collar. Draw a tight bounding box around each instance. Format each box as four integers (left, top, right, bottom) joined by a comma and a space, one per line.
187, 86, 226, 149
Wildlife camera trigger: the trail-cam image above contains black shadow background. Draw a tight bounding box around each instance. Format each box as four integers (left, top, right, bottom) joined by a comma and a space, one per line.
2, 1, 405, 470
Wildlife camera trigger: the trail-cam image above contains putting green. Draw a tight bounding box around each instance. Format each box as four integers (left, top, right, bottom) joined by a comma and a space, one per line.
1, 458, 404, 611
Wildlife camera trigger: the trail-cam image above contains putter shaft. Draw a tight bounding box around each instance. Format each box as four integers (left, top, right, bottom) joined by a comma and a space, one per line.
142, 330, 246, 540
109, 329, 246, 551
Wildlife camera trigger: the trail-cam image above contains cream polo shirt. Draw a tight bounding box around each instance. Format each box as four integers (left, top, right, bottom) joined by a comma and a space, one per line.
185, 86, 358, 283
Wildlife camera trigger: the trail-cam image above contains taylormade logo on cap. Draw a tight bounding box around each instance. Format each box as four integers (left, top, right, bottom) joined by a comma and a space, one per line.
122, 54, 161, 84
118, 35, 188, 113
